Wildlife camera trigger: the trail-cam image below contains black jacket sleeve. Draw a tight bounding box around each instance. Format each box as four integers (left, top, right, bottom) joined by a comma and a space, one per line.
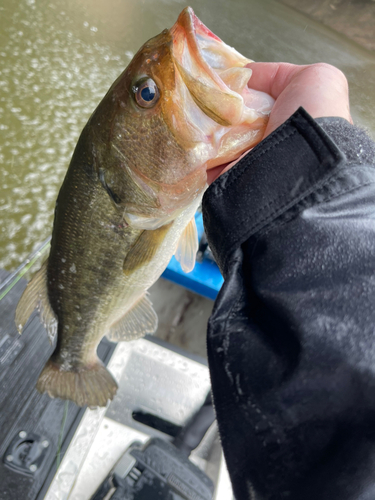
202, 108, 375, 500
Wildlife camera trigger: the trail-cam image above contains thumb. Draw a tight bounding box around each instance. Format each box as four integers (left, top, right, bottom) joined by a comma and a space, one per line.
247, 62, 352, 137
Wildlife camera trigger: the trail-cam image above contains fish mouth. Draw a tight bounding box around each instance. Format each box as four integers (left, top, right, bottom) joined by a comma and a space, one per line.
121, 8, 274, 229
171, 7, 252, 127
170, 7, 274, 170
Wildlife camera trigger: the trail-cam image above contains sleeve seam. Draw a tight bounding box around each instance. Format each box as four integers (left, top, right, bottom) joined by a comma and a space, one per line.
257, 179, 375, 239
213, 129, 298, 196
222, 174, 375, 272
227, 164, 341, 238
296, 112, 343, 163
216, 122, 344, 236
214, 109, 343, 199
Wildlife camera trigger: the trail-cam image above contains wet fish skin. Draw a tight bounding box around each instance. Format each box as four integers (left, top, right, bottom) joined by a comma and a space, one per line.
15, 7, 274, 407
34, 123, 198, 407
91, 26, 208, 223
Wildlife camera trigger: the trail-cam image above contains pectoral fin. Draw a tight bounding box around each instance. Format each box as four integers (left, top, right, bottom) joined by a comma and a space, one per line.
15, 260, 57, 344
123, 223, 172, 276
174, 217, 198, 273
107, 294, 158, 342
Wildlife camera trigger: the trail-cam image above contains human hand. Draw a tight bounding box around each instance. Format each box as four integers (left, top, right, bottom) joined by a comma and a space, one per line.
207, 62, 352, 184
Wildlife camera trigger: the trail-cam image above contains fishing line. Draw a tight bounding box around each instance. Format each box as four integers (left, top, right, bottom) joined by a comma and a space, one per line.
0, 236, 51, 302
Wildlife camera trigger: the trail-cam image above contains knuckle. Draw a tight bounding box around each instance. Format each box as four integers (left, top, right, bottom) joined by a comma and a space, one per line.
314, 63, 348, 85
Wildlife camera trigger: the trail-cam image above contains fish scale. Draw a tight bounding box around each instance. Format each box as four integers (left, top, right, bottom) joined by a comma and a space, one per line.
47, 132, 141, 361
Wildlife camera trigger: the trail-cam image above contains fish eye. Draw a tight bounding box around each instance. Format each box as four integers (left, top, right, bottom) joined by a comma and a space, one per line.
133, 78, 160, 108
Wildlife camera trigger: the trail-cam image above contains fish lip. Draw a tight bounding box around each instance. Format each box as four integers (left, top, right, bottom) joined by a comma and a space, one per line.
178, 6, 222, 42
172, 7, 221, 67
171, 7, 252, 85
169, 7, 256, 130
170, 7, 232, 93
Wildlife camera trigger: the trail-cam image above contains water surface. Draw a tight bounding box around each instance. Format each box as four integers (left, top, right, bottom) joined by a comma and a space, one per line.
1, 0, 374, 270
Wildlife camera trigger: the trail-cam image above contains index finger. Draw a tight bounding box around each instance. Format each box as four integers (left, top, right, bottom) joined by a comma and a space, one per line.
246, 62, 307, 99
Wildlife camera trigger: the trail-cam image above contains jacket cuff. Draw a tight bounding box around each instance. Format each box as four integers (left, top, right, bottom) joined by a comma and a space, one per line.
202, 108, 345, 276
316, 116, 375, 166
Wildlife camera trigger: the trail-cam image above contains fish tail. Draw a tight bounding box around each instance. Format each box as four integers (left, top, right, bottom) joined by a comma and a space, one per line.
36, 358, 118, 407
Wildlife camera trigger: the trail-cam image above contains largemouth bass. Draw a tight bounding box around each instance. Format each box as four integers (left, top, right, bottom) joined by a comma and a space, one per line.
15, 7, 274, 407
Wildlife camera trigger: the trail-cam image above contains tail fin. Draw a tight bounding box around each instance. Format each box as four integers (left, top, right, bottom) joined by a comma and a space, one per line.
36, 359, 118, 407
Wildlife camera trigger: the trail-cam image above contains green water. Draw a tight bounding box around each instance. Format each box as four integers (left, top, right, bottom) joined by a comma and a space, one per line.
1, 0, 374, 271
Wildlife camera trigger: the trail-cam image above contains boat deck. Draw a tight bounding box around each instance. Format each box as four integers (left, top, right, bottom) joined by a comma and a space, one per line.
0, 268, 231, 499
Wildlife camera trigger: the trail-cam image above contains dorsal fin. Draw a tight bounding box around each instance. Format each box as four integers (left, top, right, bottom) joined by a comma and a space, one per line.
106, 294, 158, 342
174, 217, 198, 273
15, 259, 57, 344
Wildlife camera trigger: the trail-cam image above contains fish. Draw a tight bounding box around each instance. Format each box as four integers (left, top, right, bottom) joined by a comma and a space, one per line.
15, 7, 274, 407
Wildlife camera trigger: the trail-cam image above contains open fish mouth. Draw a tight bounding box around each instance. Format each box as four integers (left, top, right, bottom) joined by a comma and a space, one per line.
169, 7, 274, 170
115, 8, 274, 229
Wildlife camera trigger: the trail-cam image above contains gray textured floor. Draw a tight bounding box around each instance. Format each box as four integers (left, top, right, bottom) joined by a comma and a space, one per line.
149, 278, 214, 359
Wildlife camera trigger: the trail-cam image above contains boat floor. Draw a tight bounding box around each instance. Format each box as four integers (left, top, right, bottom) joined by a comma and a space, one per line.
0, 269, 230, 500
